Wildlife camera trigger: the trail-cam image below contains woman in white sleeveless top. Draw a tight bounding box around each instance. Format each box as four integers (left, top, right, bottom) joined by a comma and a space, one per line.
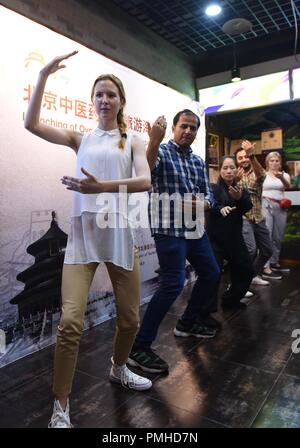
24, 51, 152, 428
262, 151, 291, 278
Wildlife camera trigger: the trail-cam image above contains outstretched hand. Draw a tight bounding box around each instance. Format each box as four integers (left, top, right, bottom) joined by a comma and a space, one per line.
220, 206, 236, 217
61, 167, 102, 194
40, 50, 78, 77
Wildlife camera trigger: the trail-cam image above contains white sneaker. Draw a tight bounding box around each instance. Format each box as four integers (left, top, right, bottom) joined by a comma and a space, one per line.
243, 290, 254, 298
48, 399, 73, 428
270, 264, 290, 273
251, 276, 269, 286
262, 271, 282, 280
228, 284, 254, 297
110, 358, 152, 391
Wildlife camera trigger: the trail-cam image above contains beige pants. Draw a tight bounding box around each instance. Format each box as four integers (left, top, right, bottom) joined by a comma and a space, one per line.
53, 248, 140, 397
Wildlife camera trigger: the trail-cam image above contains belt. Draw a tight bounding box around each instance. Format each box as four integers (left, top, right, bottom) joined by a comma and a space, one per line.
263, 196, 281, 205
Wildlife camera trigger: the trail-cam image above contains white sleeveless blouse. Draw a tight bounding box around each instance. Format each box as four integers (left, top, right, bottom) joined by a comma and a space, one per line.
64, 128, 135, 270
262, 172, 290, 201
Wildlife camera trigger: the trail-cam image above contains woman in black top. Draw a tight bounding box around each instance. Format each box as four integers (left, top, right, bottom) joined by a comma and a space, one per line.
208, 156, 255, 310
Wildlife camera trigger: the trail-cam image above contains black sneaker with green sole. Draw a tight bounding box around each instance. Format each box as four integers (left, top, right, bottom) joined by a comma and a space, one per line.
128, 347, 169, 373
174, 319, 216, 338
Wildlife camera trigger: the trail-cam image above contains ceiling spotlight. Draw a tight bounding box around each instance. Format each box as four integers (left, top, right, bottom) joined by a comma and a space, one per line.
230, 42, 241, 82
205, 4, 222, 16
231, 67, 241, 82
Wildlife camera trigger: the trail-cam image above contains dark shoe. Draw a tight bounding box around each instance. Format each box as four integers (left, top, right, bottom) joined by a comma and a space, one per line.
174, 319, 216, 338
199, 315, 222, 330
222, 301, 247, 310
128, 347, 169, 373
262, 271, 282, 280
270, 264, 290, 273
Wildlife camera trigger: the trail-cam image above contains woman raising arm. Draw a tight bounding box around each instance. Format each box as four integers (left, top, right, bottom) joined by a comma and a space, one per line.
25, 51, 151, 429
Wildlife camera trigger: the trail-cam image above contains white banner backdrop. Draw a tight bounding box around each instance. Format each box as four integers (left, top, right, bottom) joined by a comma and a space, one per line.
0, 6, 205, 367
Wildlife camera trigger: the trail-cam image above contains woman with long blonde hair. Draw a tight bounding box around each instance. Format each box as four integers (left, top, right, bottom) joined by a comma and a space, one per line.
262, 151, 291, 278
24, 51, 152, 428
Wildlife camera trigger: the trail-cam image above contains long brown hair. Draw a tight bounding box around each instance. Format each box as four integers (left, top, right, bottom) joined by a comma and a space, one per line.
91, 74, 127, 149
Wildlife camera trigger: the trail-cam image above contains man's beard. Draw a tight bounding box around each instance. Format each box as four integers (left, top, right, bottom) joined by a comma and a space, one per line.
242, 164, 251, 172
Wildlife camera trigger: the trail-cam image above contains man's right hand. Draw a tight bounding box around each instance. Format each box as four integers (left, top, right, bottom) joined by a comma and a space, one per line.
148, 115, 167, 144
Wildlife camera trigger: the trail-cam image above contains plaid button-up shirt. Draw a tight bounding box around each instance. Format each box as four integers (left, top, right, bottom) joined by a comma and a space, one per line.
149, 140, 214, 238
238, 169, 266, 223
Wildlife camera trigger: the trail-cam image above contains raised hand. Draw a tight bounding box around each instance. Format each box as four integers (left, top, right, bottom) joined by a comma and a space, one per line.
241, 140, 255, 158
40, 50, 78, 77
228, 185, 242, 200
61, 167, 102, 194
148, 115, 167, 144
220, 206, 236, 217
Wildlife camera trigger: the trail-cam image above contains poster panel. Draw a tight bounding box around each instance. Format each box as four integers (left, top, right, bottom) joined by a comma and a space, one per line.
0, 6, 203, 367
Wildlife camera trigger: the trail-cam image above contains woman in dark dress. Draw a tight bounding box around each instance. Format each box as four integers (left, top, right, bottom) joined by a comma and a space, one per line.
208, 156, 255, 310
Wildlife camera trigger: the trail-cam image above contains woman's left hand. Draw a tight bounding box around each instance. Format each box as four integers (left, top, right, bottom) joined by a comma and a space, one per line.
61, 167, 102, 194
274, 171, 284, 179
228, 185, 242, 200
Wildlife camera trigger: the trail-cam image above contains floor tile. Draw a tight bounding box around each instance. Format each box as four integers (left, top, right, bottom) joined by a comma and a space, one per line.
252, 374, 300, 428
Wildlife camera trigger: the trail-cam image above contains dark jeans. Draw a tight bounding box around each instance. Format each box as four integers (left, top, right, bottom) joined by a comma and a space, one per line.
211, 236, 255, 307
135, 232, 220, 347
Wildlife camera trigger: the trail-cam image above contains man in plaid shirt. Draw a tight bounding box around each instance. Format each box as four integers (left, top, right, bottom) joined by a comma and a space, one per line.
128, 110, 220, 374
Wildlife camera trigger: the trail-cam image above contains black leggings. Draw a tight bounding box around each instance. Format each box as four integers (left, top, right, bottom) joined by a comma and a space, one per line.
209, 236, 255, 309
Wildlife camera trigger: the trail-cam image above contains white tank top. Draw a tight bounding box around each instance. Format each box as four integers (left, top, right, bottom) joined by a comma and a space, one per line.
262, 172, 290, 201
64, 128, 135, 270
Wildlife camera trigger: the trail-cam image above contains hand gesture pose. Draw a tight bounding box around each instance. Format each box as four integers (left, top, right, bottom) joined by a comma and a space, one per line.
235, 167, 244, 181
148, 115, 167, 144
220, 206, 236, 217
228, 185, 242, 200
61, 167, 102, 194
146, 115, 167, 170
241, 140, 255, 158
40, 51, 78, 77
24, 50, 81, 151
274, 171, 284, 179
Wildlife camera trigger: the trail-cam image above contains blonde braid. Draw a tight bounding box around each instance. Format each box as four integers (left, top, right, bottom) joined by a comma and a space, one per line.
117, 109, 127, 150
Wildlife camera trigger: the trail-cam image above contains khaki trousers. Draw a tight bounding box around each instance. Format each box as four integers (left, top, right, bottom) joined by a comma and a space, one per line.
53, 248, 140, 397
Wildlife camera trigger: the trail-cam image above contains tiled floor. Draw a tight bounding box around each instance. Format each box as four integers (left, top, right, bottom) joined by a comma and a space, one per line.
0, 266, 300, 428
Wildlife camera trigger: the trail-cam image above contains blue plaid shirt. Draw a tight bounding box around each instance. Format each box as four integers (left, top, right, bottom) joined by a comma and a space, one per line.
149, 140, 214, 238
